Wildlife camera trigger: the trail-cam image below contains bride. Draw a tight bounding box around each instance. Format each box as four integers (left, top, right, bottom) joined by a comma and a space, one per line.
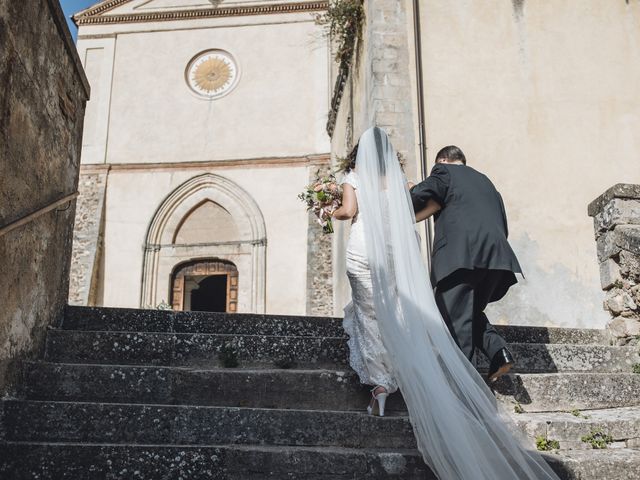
331, 127, 560, 480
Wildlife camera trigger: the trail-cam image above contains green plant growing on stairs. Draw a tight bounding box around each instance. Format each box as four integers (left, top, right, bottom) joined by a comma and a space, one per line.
632, 363, 640, 374
273, 353, 297, 369
156, 300, 172, 310
513, 401, 524, 414
570, 409, 590, 419
535, 435, 560, 451
218, 342, 239, 368
581, 428, 614, 449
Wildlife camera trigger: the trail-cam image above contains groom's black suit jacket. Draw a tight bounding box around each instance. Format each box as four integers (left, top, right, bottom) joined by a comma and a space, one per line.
410, 163, 522, 302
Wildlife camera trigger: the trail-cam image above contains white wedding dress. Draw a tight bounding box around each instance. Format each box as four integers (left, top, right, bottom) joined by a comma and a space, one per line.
342, 170, 398, 394
339, 127, 561, 480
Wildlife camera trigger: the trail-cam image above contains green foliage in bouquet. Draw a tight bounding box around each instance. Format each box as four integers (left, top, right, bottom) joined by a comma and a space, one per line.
298, 171, 343, 234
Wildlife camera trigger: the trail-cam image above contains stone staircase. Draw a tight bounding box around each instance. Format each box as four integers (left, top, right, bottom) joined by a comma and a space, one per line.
1, 306, 639, 479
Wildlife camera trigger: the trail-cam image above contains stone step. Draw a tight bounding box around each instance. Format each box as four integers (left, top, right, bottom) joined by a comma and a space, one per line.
2, 400, 416, 449
477, 342, 639, 373
44, 330, 348, 368
550, 448, 640, 480
514, 406, 640, 450
0, 442, 433, 480
0, 441, 632, 480
63, 305, 608, 345
22, 363, 404, 412
44, 329, 635, 373
24, 362, 640, 413
493, 372, 640, 412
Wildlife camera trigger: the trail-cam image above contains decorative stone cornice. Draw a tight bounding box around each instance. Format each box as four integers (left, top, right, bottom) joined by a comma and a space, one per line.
74, 1, 328, 26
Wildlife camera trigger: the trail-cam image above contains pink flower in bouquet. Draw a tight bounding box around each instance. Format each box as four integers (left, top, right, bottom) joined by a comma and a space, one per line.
298, 173, 343, 234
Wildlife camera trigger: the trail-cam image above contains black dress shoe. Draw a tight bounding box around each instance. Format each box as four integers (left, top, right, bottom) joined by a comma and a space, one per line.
487, 347, 514, 382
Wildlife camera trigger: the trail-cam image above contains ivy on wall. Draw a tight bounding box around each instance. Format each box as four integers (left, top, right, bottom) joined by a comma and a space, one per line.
315, 0, 364, 137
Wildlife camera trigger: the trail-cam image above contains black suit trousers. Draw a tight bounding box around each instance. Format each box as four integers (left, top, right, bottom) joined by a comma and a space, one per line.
434, 268, 509, 361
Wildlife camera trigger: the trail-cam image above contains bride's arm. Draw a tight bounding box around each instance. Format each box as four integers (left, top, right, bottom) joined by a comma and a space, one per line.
414, 199, 442, 223
332, 184, 357, 220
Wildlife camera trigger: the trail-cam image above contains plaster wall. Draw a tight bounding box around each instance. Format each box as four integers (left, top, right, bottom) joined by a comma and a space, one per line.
76, 11, 330, 164
101, 163, 311, 314
418, 0, 640, 328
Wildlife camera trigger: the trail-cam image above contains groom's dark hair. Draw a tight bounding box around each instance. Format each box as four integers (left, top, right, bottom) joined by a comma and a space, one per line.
436, 145, 466, 165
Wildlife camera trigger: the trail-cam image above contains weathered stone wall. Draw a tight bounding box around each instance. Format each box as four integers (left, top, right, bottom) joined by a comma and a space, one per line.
69, 166, 109, 306
330, 0, 419, 315
588, 184, 640, 345
0, 0, 89, 392
306, 162, 334, 316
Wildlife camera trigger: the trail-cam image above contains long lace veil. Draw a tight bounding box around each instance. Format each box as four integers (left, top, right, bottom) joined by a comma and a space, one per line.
354, 127, 560, 480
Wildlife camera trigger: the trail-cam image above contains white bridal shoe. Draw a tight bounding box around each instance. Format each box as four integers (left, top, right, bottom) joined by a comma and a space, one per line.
367, 386, 389, 417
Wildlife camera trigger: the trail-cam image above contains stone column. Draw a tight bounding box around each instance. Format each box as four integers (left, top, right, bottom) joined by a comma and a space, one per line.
306, 160, 334, 316
588, 184, 640, 345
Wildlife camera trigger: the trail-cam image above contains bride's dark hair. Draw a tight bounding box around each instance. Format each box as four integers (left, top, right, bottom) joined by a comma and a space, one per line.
343, 132, 404, 173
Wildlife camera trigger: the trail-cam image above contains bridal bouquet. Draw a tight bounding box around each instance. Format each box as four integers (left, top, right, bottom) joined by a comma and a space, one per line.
298, 172, 343, 234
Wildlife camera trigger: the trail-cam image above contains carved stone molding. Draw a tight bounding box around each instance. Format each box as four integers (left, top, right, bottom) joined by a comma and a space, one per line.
141, 173, 267, 313
74, 1, 328, 26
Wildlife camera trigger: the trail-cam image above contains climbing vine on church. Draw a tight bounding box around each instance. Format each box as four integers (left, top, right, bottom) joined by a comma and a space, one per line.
316, 0, 365, 136
315, 0, 364, 66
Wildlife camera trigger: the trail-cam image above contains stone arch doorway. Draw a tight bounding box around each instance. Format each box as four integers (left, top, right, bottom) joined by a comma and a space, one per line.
171, 259, 239, 312
141, 173, 266, 313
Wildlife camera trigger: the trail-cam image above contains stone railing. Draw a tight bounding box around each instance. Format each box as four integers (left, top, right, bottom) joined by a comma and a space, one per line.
588, 184, 640, 345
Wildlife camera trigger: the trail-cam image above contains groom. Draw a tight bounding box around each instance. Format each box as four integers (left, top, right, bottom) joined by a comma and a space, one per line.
410, 146, 521, 382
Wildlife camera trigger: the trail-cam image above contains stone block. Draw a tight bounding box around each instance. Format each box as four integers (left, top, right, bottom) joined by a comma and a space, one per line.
599, 258, 622, 290
593, 199, 640, 233
620, 251, 640, 282
596, 232, 621, 262
588, 184, 640, 217
604, 289, 637, 315
597, 225, 640, 261
372, 58, 400, 73
607, 316, 640, 338
615, 225, 640, 255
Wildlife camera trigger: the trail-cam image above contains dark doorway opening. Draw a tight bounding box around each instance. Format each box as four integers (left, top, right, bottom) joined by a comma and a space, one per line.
190, 275, 228, 312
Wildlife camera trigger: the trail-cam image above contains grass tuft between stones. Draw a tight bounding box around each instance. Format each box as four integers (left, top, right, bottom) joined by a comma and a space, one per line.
581, 428, 614, 449
570, 409, 590, 419
536, 436, 560, 451
218, 342, 240, 368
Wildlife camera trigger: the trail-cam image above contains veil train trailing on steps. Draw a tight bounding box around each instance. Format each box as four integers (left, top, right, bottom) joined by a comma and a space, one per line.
353, 127, 560, 480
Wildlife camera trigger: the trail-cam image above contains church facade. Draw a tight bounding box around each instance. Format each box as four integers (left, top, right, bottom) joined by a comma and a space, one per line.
69, 0, 334, 316
70, 0, 640, 330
